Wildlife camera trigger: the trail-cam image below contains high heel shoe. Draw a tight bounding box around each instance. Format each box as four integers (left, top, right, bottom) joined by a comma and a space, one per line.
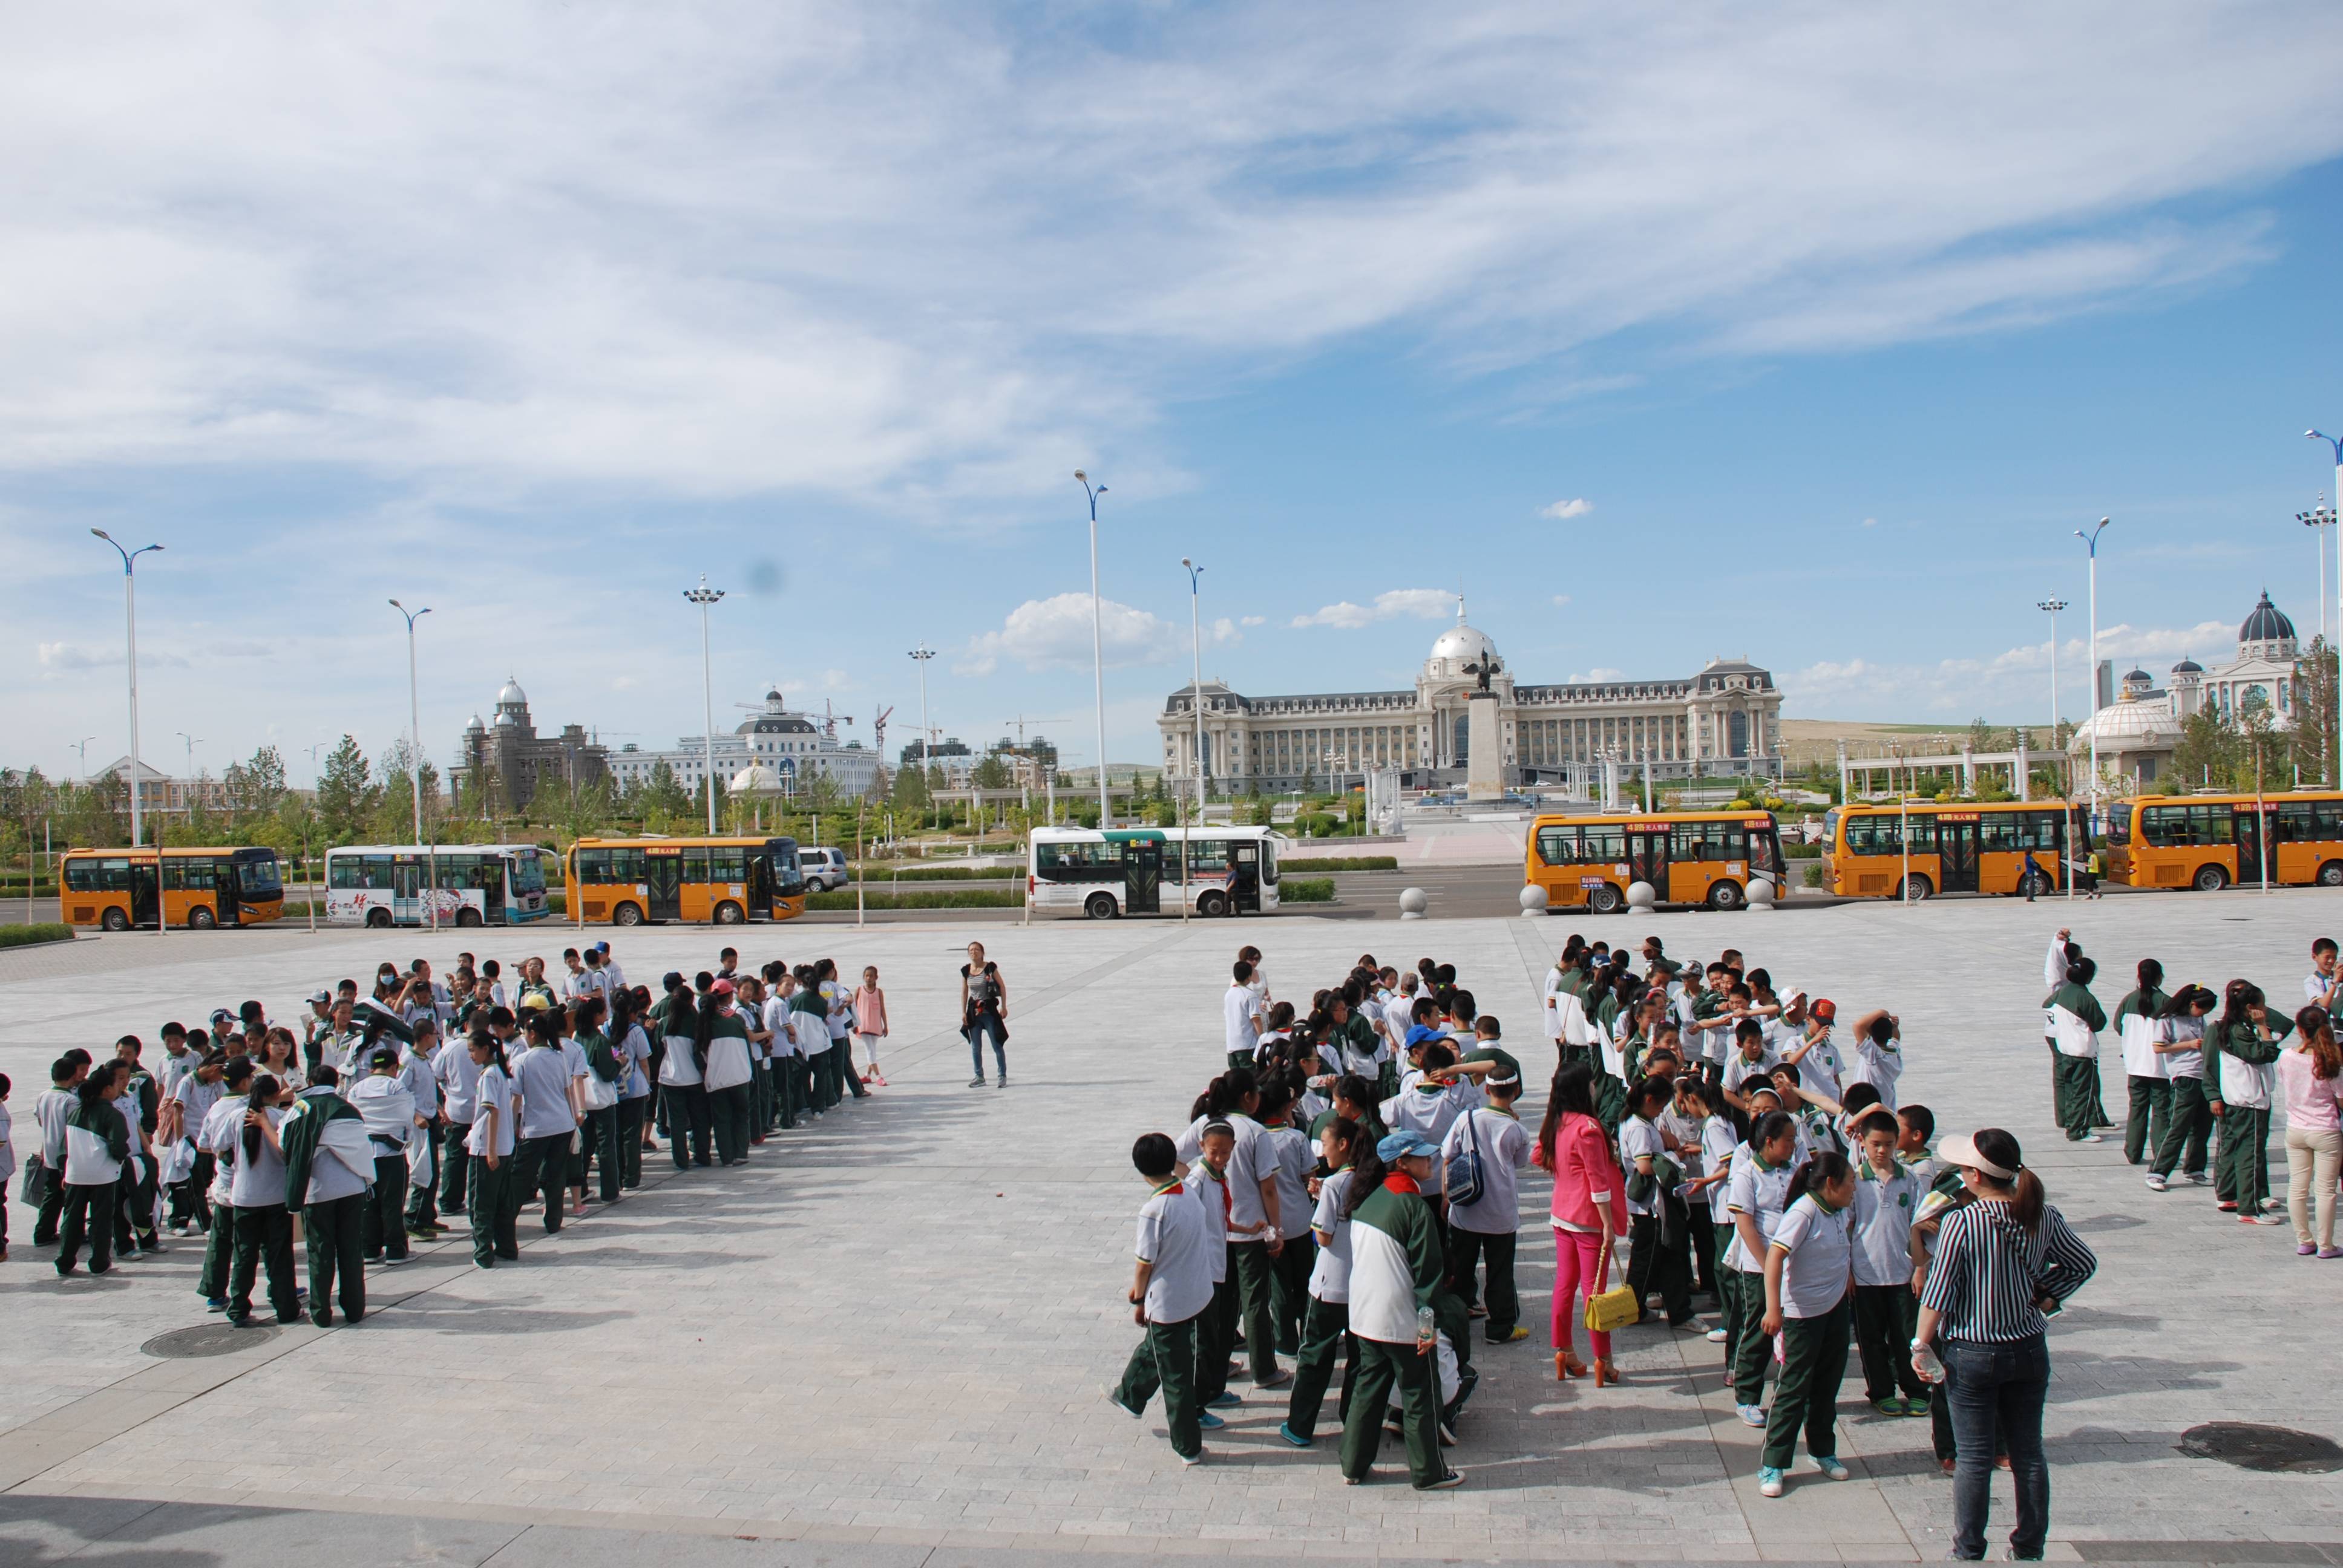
1591, 1357, 1619, 1387
1555, 1351, 1588, 1380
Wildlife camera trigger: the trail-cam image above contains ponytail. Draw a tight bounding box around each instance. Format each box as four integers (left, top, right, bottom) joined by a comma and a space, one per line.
1188, 1074, 1225, 1125
2010, 1168, 2046, 1232
242, 1074, 281, 1166
1343, 1138, 1388, 1220
2136, 958, 2163, 996
1968, 1127, 2042, 1232
1785, 1149, 1850, 1207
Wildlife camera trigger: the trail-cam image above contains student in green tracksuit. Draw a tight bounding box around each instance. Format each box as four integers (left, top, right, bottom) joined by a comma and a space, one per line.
463, 1032, 520, 1267
1757, 1152, 1858, 1498
1106, 1132, 1213, 1465
2045, 957, 2108, 1143
1337, 1131, 1463, 1491
2205, 980, 2289, 1223
280, 1067, 373, 1326
2147, 985, 2218, 1192
2112, 959, 2172, 1166
1280, 1117, 1363, 1448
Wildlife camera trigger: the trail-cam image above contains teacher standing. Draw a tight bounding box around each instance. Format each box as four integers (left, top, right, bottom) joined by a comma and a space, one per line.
1911, 1128, 2098, 1563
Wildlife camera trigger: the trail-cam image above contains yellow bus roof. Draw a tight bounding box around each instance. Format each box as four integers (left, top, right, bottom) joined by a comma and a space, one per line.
1530, 811, 1773, 827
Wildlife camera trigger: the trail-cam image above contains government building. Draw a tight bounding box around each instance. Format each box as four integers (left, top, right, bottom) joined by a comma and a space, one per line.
605, 687, 882, 802
453, 678, 610, 814
1158, 605, 1783, 794
2070, 590, 2309, 787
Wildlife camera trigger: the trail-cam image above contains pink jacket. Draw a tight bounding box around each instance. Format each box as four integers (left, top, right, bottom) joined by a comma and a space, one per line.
1544, 1112, 1624, 1231
2279, 1049, 2342, 1132
850, 986, 888, 1037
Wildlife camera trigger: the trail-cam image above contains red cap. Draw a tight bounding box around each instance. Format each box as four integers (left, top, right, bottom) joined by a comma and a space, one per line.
711, 978, 736, 996
1810, 998, 1836, 1022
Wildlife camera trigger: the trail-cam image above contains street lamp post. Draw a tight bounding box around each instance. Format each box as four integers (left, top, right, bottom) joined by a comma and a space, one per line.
2037, 598, 2066, 794
388, 599, 435, 929
2300, 495, 2340, 783
1075, 471, 1110, 825
2309, 428, 2343, 788
72, 737, 97, 776
90, 531, 162, 851
1182, 558, 1206, 816
2073, 518, 2111, 809
908, 645, 936, 832
685, 578, 725, 834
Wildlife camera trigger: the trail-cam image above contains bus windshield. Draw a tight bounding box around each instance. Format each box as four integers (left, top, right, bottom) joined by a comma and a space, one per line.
510, 851, 546, 894
234, 853, 283, 895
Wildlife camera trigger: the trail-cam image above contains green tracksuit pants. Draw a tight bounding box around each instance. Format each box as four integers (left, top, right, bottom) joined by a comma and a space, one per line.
1761, 1297, 1849, 1471
1112, 1312, 1203, 1460
2123, 1076, 2171, 1165
1339, 1336, 1448, 1487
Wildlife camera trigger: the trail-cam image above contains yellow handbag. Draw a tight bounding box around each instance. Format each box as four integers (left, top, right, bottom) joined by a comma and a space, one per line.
1584, 1252, 1639, 1333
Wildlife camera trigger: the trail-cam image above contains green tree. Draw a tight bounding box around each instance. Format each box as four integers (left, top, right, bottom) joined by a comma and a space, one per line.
315, 736, 375, 842
971, 752, 1011, 791
2170, 706, 2244, 794
2293, 637, 2339, 787
641, 760, 692, 823
222, 745, 289, 826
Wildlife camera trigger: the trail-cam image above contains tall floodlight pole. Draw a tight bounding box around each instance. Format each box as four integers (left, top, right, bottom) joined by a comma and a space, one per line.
908, 645, 936, 831
2300, 495, 2339, 783
2310, 428, 2343, 788
685, 578, 725, 834
2037, 599, 2066, 792
389, 599, 434, 929
1076, 471, 1110, 824
90, 531, 162, 850
1182, 557, 1206, 814
2073, 518, 2111, 811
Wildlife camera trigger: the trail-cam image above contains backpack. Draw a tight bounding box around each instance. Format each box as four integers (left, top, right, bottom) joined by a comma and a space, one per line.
1443, 1108, 1486, 1207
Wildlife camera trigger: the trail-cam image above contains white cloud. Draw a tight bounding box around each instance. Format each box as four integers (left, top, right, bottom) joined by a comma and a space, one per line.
1551, 594, 1573, 607
1566, 667, 1624, 684
958, 593, 1182, 676
1784, 619, 2235, 716
38, 641, 116, 671
1211, 617, 1240, 644
1293, 587, 1455, 629
1239, 615, 1266, 627
1541, 498, 1593, 520
1861, 517, 1878, 528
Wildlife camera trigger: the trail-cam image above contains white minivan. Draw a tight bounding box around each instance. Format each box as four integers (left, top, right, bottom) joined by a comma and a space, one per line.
802, 847, 851, 892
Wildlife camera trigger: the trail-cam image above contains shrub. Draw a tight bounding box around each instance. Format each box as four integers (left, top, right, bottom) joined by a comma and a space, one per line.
0, 922, 74, 949
1803, 864, 1826, 890
803, 888, 1021, 910
1280, 855, 1400, 872
1280, 878, 1336, 903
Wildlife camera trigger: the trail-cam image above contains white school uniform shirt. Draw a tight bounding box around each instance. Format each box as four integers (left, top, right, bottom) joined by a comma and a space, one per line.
658, 1020, 703, 1086
1722, 1048, 1775, 1100
1440, 1106, 1530, 1236
2219, 1031, 2277, 1111
62, 1103, 126, 1186
701, 1016, 753, 1093
1769, 1194, 1853, 1319
171, 1072, 224, 1140
558, 968, 594, 1002
511, 1045, 580, 1138
2119, 1010, 2166, 1080
399, 1050, 440, 1122
35, 1087, 74, 1169
1223, 983, 1261, 1059
1699, 1117, 1738, 1221
227, 1108, 290, 1207
2307, 970, 2340, 1008
467, 1065, 519, 1158
347, 1073, 418, 1148
2050, 1004, 2098, 1060
1722, 1146, 1795, 1272
1307, 1168, 1357, 1302
2044, 935, 2069, 990
1792, 1027, 1844, 1099
198, 1094, 249, 1203
1258, 1124, 1315, 1241
1849, 1160, 1920, 1288
1135, 1180, 1214, 1324
617, 1024, 654, 1100
1544, 970, 1590, 1046
433, 1039, 483, 1125
1189, 1167, 1230, 1281
2157, 1015, 2206, 1080
1618, 1116, 1666, 1218
761, 997, 795, 1060
1844, 1036, 1904, 1111
821, 981, 851, 1043
1383, 1083, 1469, 1193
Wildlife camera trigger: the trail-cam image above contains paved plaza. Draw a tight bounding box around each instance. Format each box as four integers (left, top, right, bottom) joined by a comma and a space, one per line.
2, 893, 2341, 1567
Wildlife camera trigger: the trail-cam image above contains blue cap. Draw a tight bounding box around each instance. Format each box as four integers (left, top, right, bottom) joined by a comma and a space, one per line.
1377, 1131, 1438, 1163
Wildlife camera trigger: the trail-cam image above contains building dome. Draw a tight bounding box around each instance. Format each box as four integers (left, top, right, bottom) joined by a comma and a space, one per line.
729, 762, 786, 797
496, 676, 528, 707
2123, 667, 2151, 685
2069, 685, 2176, 751
1428, 619, 1497, 667
2240, 592, 2294, 645
2171, 658, 2202, 676
464, 713, 486, 734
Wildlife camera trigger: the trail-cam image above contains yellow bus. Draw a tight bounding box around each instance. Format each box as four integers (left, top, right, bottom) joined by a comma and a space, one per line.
1525, 811, 1784, 912
1822, 800, 2085, 900
564, 836, 808, 926
59, 846, 285, 931
2104, 792, 2343, 891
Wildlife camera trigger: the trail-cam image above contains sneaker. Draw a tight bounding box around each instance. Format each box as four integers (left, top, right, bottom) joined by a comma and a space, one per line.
1813, 1455, 1850, 1481
2186, 1172, 2212, 1186
1257, 1370, 1293, 1389
1206, 1391, 1242, 1408
1758, 1466, 1785, 1498
995, 1076, 1007, 1089
968, 1077, 985, 1089
2253, 1214, 2286, 1226
1675, 1318, 1709, 1333
1737, 1404, 1768, 1427
2263, 1197, 2288, 1214
205, 1296, 227, 1313
1493, 1326, 1531, 1344
1706, 1327, 1729, 1344
1873, 1398, 1905, 1416
382, 1254, 410, 1266
1466, 1304, 1488, 1319
1415, 1470, 1465, 1491
1343, 1474, 1363, 1486
1103, 1386, 1142, 1420
1277, 1422, 1312, 1448
169, 1221, 192, 1237
1197, 1410, 1225, 1429
2217, 1201, 2238, 1212
1900, 1397, 1930, 1417
1179, 1449, 1204, 1467
2144, 1174, 2168, 1192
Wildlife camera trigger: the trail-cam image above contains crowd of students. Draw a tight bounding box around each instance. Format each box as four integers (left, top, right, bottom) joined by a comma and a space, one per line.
1118, 933, 2106, 1531
10, 938, 894, 1325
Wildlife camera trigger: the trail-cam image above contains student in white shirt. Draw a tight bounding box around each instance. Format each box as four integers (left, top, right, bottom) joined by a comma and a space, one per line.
1254, 1081, 1317, 1361
1619, 1076, 1696, 1330
433, 1022, 485, 1220
1106, 1132, 1213, 1465
226, 1075, 301, 1325
347, 1045, 421, 1265
1440, 1068, 1533, 1342
1225, 961, 1265, 1070
511, 1010, 584, 1235
464, 1033, 520, 1267
1846, 1110, 1927, 1417
1756, 1152, 1858, 1498
1280, 1116, 1363, 1448
1682, 1079, 1740, 1341
1843, 1009, 1906, 1112
657, 979, 713, 1170
1723, 1109, 1800, 1426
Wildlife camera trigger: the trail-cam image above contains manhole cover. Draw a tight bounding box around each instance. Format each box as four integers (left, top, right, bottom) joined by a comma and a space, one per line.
2066, 1213, 2146, 1233
141, 1324, 280, 1359
2178, 1423, 2343, 1473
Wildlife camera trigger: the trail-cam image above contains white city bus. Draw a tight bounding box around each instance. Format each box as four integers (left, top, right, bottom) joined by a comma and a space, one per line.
1027, 826, 1287, 919
324, 844, 552, 927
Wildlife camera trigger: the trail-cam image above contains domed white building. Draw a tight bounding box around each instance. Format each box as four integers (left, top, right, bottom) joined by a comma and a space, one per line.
1160, 600, 1782, 792
605, 687, 880, 801
2069, 591, 2307, 787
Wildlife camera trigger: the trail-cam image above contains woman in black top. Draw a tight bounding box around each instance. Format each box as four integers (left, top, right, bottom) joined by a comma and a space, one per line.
961, 941, 1009, 1089
1912, 1128, 2097, 1563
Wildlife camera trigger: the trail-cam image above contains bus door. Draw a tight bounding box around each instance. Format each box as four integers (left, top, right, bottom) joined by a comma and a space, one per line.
1625, 828, 1670, 896
1229, 840, 1263, 912
747, 852, 775, 918
1937, 815, 1981, 893
129, 861, 160, 929
479, 860, 506, 923
645, 851, 684, 921
2235, 805, 2270, 887
216, 864, 245, 926
1126, 841, 1162, 914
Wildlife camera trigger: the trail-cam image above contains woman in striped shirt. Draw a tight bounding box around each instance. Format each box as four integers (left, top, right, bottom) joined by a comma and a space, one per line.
1912, 1128, 2097, 1564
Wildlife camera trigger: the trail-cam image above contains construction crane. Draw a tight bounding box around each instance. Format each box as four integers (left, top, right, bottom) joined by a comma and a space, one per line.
871, 705, 894, 759
1000, 715, 1072, 751
821, 699, 854, 740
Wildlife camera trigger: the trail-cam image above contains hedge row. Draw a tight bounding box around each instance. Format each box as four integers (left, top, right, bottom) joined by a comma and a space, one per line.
804, 888, 1022, 910
0, 923, 75, 950
1280, 878, 1337, 904
1282, 856, 1400, 872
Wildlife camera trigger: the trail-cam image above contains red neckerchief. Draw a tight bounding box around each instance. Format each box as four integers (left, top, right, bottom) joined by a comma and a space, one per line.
1384, 1172, 1421, 1195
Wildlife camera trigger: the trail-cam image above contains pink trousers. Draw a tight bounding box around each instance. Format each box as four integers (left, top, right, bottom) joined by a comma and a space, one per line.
1549, 1225, 1612, 1357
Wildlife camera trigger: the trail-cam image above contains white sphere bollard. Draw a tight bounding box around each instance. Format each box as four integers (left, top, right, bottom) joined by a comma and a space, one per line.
1625, 879, 1657, 913
1747, 875, 1778, 912
1518, 883, 1550, 918
1398, 886, 1429, 920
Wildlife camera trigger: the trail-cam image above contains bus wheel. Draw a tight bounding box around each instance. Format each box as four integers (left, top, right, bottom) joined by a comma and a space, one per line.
1707, 880, 1745, 911
2320, 860, 2343, 888
1898, 875, 1933, 902
101, 907, 129, 932
714, 901, 746, 925
612, 902, 643, 927
366, 908, 393, 928
1587, 884, 1624, 914
189, 906, 216, 930
2192, 864, 2229, 892
1085, 893, 1117, 920
2017, 872, 2050, 900
1198, 891, 1228, 917
456, 908, 483, 927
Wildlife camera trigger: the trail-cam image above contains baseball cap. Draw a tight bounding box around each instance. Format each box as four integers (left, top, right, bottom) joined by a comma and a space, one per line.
592, 941, 609, 954
309, 991, 331, 1005
1810, 998, 1837, 1023
209, 1008, 234, 1025
1377, 1131, 1439, 1163
711, 978, 736, 996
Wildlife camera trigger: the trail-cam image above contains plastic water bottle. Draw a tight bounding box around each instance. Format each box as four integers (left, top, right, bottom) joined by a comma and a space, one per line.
1416, 1304, 1436, 1350
1913, 1341, 1945, 1385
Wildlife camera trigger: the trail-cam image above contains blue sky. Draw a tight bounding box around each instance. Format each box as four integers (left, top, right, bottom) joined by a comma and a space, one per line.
9, 2, 2343, 785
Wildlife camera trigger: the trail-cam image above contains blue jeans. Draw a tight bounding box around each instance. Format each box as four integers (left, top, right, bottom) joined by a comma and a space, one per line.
1942, 1334, 2050, 1560
966, 1013, 1006, 1079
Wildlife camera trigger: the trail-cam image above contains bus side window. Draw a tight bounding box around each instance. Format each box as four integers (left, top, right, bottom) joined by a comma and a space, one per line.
1581, 826, 1624, 865
2317, 799, 2343, 840
1535, 827, 1575, 866
682, 848, 711, 883
64, 858, 99, 893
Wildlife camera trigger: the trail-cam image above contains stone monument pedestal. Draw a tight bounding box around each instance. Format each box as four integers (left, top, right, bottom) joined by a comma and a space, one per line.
1466, 692, 1503, 802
